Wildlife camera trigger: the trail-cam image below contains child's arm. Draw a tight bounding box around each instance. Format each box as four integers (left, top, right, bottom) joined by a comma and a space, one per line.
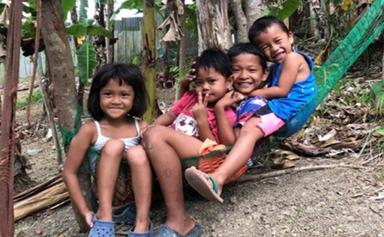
215, 91, 244, 145
153, 111, 176, 126
62, 122, 95, 226
250, 53, 302, 99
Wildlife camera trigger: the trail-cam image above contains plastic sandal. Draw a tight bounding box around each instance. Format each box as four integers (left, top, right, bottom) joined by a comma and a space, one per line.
152, 223, 203, 237
127, 223, 152, 237
88, 215, 115, 237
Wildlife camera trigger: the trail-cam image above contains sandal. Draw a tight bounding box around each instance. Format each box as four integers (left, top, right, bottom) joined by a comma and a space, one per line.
185, 166, 223, 203
152, 223, 203, 237
113, 202, 136, 225
88, 215, 115, 237
127, 223, 152, 237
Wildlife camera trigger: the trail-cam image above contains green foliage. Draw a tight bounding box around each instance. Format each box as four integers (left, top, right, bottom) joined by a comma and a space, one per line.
79, 0, 88, 24
16, 89, 43, 109
61, 0, 76, 19
374, 128, 384, 137
77, 42, 97, 85
23, 1, 36, 15
131, 56, 141, 65
267, 0, 303, 20
66, 23, 112, 37
117, 0, 143, 12
21, 19, 35, 38
114, 0, 162, 17
371, 81, 384, 115
185, 3, 197, 31
0, 3, 5, 14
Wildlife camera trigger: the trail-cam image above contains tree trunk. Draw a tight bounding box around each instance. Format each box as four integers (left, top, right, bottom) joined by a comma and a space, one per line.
308, 0, 320, 38
0, 1, 23, 235
196, 0, 232, 53
178, 0, 186, 71
40, 0, 79, 150
106, 0, 114, 63
41, 0, 92, 232
143, 0, 157, 122
229, 0, 248, 43
244, 0, 263, 30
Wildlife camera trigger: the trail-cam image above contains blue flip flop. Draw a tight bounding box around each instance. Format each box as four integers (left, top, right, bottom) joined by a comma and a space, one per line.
152, 223, 203, 237
88, 215, 115, 237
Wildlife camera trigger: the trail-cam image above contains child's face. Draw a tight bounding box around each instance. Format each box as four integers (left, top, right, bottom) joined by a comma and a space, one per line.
99, 79, 134, 120
232, 53, 268, 96
255, 23, 293, 64
194, 67, 232, 105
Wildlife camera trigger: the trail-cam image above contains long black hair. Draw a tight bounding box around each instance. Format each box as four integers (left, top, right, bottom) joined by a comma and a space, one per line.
87, 63, 147, 121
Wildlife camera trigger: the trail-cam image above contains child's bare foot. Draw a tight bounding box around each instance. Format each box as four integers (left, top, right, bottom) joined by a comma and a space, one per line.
185, 166, 223, 203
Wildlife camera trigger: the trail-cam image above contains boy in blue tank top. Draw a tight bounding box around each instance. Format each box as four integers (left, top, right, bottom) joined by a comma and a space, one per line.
184, 16, 316, 203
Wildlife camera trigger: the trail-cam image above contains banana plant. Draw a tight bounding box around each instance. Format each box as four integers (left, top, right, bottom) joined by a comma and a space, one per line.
267, 0, 303, 20
64, 0, 113, 85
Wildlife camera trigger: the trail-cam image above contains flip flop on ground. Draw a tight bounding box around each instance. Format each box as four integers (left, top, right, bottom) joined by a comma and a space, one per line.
184, 166, 223, 203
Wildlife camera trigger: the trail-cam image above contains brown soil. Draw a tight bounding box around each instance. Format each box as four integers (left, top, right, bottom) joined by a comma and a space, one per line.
13, 73, 384, 237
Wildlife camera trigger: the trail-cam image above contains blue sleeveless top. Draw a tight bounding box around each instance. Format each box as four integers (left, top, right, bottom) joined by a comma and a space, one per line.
267, 52, 316, 122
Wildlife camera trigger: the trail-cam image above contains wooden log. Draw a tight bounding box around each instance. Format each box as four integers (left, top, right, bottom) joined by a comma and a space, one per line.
14, 181, 69, 221
13, 174, 61, 203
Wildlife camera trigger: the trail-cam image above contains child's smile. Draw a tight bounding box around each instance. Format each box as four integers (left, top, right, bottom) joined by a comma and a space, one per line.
231, 53, 268, 95
99, 79, 135, 120
256, 24, 294, 63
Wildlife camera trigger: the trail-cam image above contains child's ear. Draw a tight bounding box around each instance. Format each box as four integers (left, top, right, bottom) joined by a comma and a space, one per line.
262, 69, 269, 81
226, 76, 234, 90
288, 31, 294, 45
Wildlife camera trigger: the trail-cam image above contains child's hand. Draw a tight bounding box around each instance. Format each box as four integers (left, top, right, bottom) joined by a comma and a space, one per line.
192, 90, 208, 122
180, 61, 197, 94
216, 90, 246, 109
84, 211, 94, 227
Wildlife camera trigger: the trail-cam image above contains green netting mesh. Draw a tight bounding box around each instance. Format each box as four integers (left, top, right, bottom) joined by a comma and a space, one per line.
314, 0, 384, 105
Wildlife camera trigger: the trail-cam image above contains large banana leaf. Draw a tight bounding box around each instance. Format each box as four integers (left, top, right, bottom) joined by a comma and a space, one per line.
66, 24, 112, 37
79, 0, 88, 24
77, 42, 97, 85
269, 0, 303, 20
61, 0, 76, 18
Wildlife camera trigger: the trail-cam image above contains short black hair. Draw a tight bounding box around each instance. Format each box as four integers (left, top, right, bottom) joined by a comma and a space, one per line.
248, 16, 290, 45
87, 63, 147, 121
195, 48, 232, 78
227, 43, 268, 71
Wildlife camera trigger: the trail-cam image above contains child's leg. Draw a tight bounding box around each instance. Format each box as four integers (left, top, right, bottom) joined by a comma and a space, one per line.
125, 145, 152, 233
142, 125, 203, 235
211, 117, 264, 190
96, 139, 125, 220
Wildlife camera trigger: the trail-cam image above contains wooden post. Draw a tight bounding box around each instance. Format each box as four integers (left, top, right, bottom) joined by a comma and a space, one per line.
0, 0, 23, 236
143, 0, 157, 123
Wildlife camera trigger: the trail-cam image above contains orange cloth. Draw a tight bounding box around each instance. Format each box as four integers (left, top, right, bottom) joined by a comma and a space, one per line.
197, 139, 247, 183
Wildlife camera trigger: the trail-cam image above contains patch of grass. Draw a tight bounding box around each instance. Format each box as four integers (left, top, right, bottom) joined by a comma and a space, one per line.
16, 89, 43, 109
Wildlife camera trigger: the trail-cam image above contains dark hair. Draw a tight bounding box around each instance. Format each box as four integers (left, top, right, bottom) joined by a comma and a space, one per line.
248, 16, 290, 45
195, 48, 232, 78
87, 63, 147, 121
227, 43, 268, 71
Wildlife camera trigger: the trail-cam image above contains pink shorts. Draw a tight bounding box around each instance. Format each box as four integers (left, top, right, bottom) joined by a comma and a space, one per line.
256, 113, 285, 136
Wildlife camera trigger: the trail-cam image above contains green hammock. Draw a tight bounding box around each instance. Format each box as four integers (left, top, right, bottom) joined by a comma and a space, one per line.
183, 0, 384, 165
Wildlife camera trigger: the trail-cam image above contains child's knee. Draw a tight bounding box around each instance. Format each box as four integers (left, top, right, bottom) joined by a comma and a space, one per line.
102, 139, 125, 156
126, 146, 149, 167
142, 125, 166, 149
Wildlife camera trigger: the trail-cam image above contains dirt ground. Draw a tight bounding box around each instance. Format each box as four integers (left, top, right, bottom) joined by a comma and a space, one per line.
12, 69, 384, 237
